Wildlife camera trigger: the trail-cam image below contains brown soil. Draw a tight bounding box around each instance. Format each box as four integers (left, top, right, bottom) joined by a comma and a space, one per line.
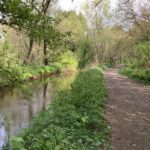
104, 68, 150, 150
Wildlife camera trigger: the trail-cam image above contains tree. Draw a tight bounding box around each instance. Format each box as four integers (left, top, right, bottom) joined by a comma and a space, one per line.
117, 0, 150, 41
0, 0, 62, 65
83, 0, 111, 64
56, 11, 88, 51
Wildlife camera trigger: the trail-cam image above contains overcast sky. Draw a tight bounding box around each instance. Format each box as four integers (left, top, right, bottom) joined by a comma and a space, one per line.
58, 0, 86, 13
58, 0, 118, 12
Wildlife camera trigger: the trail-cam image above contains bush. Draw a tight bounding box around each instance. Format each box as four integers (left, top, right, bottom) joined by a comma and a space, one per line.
133, 42, 150, 68
0, 67, 21, 86
120, 67, 150, 84
11, 67, 110, 150
77, 39, 93, 69
0, 41, 18, 69
99, 64, 107, 70
55, 51, 78, 69
0, 63, 61, 87
120, 42, 150, 84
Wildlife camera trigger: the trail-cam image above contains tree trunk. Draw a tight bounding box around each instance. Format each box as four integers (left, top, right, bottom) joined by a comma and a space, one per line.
24, 38, 34, 64
42, 0, 51, 66
44, 40, 48, 65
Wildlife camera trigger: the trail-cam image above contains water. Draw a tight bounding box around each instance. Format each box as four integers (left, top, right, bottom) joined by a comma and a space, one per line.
0, 74, 75, 149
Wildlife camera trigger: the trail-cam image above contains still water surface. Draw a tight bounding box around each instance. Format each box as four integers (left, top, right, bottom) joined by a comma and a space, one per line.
0, 74, 75, 149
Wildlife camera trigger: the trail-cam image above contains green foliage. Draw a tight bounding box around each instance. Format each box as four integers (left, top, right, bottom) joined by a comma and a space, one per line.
99, 64, 107, 70
120, 42, 150, 84
55, 51, 78, 69
11, 67, 110, 150
10, 137, 26, 150
56, 11, 88, 50
132, 42, 150, 68
0, 3, 86, 69
0, 0, 32, 28
48, 48, 78, 69
0, 64, 61, 87
0, 40, 18, 68
77, 38, 93, 69
0, 0, 63, 49
120, 67, 150, 84
0, 67, 21, 86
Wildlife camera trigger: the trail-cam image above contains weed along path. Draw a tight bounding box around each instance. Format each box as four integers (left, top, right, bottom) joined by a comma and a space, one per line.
104, 68, 150, 150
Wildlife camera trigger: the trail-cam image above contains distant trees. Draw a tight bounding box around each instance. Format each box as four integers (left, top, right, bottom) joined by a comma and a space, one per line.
83, 0, 115, 64
55, 11, 91, 68
87, 0, 150, 66
56, 11, 87, 51
101, 0, 150, 70
117, 0, 150, 41
0, 0, 149, 68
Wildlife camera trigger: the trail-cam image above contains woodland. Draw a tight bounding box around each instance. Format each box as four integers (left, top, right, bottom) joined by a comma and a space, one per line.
0, 0, 150, 149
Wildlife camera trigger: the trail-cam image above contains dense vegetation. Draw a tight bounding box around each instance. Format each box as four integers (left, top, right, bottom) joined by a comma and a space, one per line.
0, 0, 149, 83
0, 0, 150, 149
0, 39, 78, 87
120, 42, 150, 84
8, 67, 110, 150
0, 64, 61, 87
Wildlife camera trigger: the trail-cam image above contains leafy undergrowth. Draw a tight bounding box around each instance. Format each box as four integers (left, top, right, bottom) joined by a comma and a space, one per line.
10, 67, 110, 150
0, 63, 61, 87
99, 64, 107, 70
120, 67, 150, 84
120, 42, 150, 85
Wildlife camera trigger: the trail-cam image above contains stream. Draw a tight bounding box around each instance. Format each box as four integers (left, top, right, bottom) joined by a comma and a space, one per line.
0, 74, 75, 149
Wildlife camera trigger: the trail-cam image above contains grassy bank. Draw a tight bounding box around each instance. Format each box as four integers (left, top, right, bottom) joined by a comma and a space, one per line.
120, 67, 150, 84
9, 67, 110, 150
0, 63, 61, 87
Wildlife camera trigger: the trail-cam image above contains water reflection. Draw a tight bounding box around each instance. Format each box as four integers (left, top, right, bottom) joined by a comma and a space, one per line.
0, 120, 7, 149
0, 74, 75, 149
42, 83, 48, 111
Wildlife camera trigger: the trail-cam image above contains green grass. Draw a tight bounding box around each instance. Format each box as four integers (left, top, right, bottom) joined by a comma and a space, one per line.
120, 67, 150, 84
0, 63, 61, 87
9, 67, 110, 150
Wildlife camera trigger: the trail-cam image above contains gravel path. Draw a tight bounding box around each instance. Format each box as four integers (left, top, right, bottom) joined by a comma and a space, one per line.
104, 68, 150, 150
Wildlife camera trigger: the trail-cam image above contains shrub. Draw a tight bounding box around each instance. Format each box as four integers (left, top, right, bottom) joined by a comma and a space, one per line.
120, 42, 150, 84
99, 64, 107, 70
77, 39, 93, 69
133, 42, 150, 68
120, 67, 150, 84
0, 63, 62, 87
56, 51, 78, 69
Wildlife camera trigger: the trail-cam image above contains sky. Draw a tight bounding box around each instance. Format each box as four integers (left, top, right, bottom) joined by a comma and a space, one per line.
58, 0, 86, 13
58, 0, 118, 12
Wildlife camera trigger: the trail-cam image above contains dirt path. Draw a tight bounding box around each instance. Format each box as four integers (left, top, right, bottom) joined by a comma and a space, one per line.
104, 68, 150, 150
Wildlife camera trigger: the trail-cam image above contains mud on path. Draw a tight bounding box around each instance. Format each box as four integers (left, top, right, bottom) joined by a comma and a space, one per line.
104, 68, 150, 150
